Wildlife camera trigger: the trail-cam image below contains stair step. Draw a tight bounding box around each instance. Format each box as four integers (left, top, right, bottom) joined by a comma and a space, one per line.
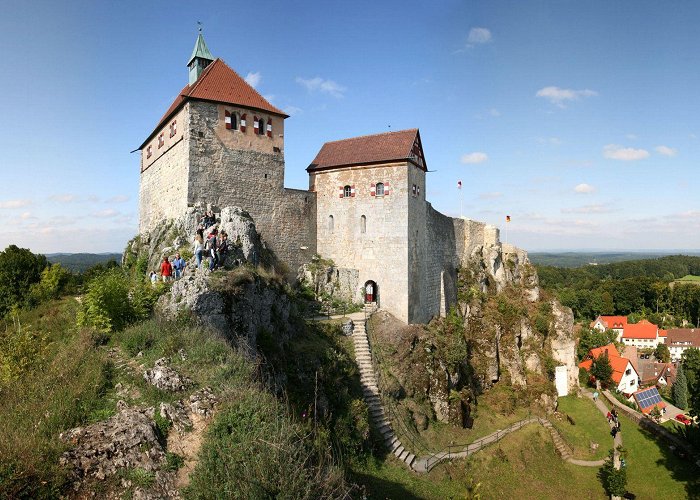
405, 453, 415, 465
394, 445, 405, 457
398, 450, 409, 461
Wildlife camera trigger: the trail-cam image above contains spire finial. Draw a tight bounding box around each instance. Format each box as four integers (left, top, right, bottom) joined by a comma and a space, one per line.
197, 21, 202, 33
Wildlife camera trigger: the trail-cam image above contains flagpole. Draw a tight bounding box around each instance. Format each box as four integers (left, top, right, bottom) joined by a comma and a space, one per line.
458, 180, 463, 218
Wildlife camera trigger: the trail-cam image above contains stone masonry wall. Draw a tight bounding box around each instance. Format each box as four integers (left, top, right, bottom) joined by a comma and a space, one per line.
139, 107, 190, 234
312, 162, 410, 322
186, 101, 316, 275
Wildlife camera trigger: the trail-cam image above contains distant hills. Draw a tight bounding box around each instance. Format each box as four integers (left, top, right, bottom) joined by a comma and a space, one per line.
529, 251, 700, 268
46, 253, 121, 273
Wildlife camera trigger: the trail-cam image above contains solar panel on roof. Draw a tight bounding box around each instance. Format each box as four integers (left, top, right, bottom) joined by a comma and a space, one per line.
634, 387, 663, 409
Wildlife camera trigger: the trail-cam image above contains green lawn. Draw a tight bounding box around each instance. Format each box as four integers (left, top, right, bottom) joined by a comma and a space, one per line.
351, 424, 606, 500
674, 274, 700, 283
617, 412, 698, 499
553, 395, 612, 460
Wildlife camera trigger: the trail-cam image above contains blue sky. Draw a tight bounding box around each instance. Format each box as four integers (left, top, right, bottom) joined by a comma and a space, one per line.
1, 0, 698, 253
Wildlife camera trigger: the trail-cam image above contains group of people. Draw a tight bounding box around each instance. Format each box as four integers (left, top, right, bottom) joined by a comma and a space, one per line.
150, 253, 187, 284
606, 408, 622, 437
193, 212, 230, 271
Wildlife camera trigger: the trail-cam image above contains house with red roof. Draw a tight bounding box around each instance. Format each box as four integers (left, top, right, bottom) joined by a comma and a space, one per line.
621, 319, 661, 349
590, 315, 628, 341
579, 343, 639, 394
667, 328, 700, 361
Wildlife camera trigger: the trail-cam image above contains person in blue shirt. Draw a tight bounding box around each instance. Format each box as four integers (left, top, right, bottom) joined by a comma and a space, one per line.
172, 253, 186, 279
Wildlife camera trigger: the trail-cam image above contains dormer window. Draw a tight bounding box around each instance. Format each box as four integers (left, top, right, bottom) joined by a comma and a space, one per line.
158, 133, 164, 148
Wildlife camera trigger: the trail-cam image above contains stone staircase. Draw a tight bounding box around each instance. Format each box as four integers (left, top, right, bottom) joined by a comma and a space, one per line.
351, 313, 417, 469
540, 418, 573, 461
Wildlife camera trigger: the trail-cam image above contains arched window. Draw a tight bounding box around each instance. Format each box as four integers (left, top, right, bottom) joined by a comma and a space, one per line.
344, 185, 352, 198
360, 215, 366, 234
328, 215, 334, 233
375, 182, 385, 196
257, 118, 265, 135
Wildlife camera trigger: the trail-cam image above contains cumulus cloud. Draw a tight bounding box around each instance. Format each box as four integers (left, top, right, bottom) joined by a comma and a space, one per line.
296, 77, 346, 98
574, 183, 595, 193
603, 144, 650, 161
93, 209, 119, 218
535, 86, 598, 107
283, 106, 302, 116
49, 194, 78, 203
467, 27, 492, 46
0, 199, 32, 209
655, 145, 677, 157
460, 152, 488, 164
244, 71, 261, 88
561, 204, 615, 214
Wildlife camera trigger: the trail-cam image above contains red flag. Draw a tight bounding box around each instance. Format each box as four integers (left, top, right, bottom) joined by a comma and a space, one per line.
457, 180, 462, 189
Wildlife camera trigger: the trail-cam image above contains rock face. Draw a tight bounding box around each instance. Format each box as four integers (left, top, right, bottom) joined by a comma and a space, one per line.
297, 259, 360, 305
59, 407, 166, 482
144, 358, 192, 392
550, 300, 579, 394
157, 269, 294, 356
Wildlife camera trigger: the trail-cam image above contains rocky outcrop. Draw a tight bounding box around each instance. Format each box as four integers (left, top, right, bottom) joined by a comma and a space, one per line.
550, 300, 579, 394
59, 407, 173, 493
144, 358, 192, 392
297, 259, 360, 305
157, 269, 294, 356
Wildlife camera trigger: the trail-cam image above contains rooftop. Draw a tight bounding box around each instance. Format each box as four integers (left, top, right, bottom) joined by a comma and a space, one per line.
667, 328, 700, 345
622, 319, 659, 340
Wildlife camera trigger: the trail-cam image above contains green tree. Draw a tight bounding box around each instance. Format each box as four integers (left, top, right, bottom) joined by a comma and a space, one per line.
0, 245, 47, 316
673, 364, 688, 410
28, 263, 71, 305
598, 450, 627, 497
653, 343, 671, 363
600, 291, 615, 315
591, 352, 614, 389
577, 328, 617, 361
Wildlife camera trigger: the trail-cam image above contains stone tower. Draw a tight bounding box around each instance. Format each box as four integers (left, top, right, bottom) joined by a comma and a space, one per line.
137, 34, 317, 272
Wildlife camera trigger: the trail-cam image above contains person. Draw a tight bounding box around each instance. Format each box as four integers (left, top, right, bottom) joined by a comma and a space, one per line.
172, 252, 186, 279
606, 411, 612, 423
206, 229, 218, 270
620, 457, 626, 467
149, 271, 157, 285
611, 427, 618, 438
217, 231, 229, 267
193, 229, 204, 269
160, 256, 173, 282
593, 391, 599, 402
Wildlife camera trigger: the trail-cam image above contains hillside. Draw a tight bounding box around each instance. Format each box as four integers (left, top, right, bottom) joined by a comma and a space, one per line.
46, 253, 122, 273
530, 251, 700, 268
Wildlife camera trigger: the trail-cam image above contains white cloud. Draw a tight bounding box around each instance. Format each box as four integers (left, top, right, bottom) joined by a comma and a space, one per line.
0, 199, 32, 209
49, 194, 77, 203
574, 183, 595, 193
626, 133, 638, 140
263, 94, 275, 103
244, 71, 261, 88
467, 27, 492, 46
283, 106, 302, 116
655, 145, 677, 157
489, 108, 500, 117
535, 86, 598, 107
562, 204, 614, 214
296, 77, 347, 98
460, 152, 488, 164
603, 144, 650, 161
106, 195, 129, 203
93, 209, 119, 218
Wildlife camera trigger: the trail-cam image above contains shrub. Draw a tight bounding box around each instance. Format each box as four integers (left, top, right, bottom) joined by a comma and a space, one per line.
598, 450, 627, 497
77, 269, 132, 333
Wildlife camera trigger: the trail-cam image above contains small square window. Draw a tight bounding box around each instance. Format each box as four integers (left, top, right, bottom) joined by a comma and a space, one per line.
375, 182, 385, 196
158, 133, 164, 148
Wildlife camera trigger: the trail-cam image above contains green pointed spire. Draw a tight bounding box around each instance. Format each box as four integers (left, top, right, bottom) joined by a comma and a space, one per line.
187, 32, 214, 84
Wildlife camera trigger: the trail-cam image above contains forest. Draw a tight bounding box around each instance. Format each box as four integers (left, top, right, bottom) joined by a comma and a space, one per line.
536, 255, 700, 326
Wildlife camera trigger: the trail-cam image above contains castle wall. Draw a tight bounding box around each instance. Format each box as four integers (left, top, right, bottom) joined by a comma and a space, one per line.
139, 107, 190, 234
311, 163, 410, 322
453, 218, 500, 267
186, 101, 316, 275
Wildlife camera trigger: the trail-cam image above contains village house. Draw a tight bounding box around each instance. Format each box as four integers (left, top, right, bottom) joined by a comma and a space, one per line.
579, 343, 639, 395
666, 328, 700, 361
590, 315, 628, 341
620, 319, 664, 349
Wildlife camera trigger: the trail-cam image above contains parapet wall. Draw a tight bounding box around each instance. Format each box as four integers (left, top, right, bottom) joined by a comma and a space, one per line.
453, 217, 501, 267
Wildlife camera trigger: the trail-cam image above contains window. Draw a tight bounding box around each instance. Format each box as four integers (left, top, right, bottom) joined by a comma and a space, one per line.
169, 120, 177, 138
146, 145, 152, 159
625, 369, 631, 375
412, 184, 417, 196
158, 133, 164, 148
225, 111, 238, 130
344, 185, 352, 197
360, 215, 366, 234
328, 215, 334, 233
266, 118, 272, 137
257, 118, 265, 135
375, 182, 385, 196
417, 185, 421, 197
630, 379, 636, 386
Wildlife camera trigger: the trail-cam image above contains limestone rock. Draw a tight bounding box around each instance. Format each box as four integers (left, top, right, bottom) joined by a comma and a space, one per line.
143, 358, 192, 392
59, 407, 165, 482
189, 387, 218, 417
159, 401, 192, 434
550, 300, 579, 394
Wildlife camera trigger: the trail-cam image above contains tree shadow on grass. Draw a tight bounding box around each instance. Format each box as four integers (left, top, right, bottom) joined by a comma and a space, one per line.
634, 422, 699, 499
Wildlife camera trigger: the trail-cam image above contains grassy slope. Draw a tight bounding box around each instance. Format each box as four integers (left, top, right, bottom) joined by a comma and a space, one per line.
553, 396, 612, 460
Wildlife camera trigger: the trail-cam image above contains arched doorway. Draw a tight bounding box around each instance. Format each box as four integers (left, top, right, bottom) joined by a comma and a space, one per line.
364, 280, 378, 304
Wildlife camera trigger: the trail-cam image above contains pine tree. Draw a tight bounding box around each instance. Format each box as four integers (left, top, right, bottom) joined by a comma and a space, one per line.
673, 364, 689, 410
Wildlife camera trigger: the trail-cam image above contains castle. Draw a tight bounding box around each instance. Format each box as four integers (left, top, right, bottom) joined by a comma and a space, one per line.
138, 34, 515, 324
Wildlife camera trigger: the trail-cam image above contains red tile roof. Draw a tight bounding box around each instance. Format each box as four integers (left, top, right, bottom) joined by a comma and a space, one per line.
667, 328, 700, 346
307, 129, 425, 172
590, 315, 628, 329
578, 343, 635, 385
622, 319, 659, 340
140, 58, 286, 149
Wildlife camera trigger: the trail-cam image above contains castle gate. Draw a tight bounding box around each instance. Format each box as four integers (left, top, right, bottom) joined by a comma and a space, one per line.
364, 280, 378, 304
